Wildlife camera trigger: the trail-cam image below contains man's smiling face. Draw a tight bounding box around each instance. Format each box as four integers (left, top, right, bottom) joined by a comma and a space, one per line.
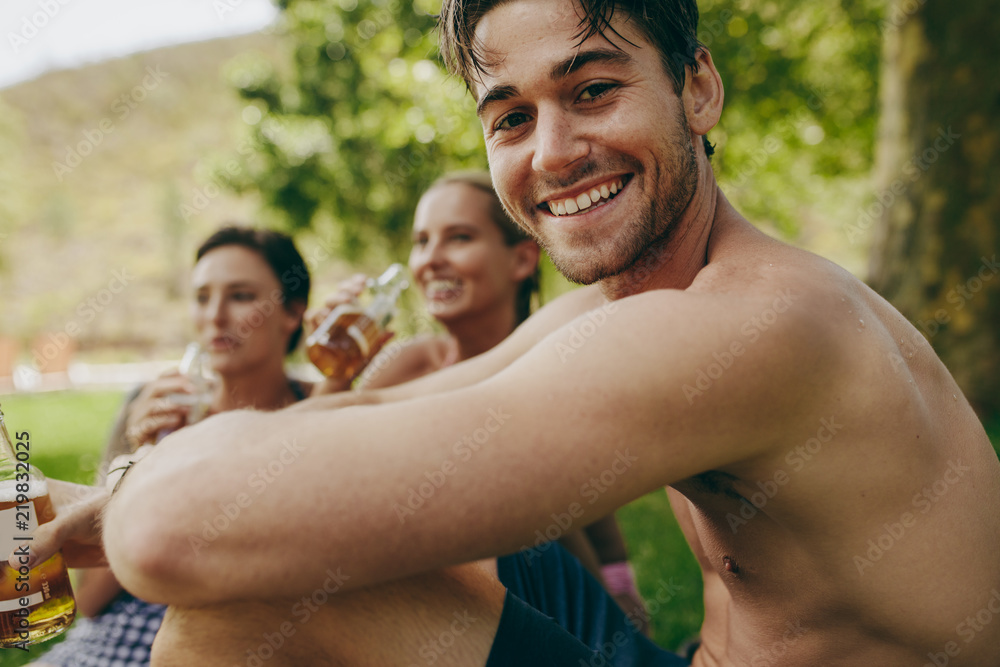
472, 0, 699, 285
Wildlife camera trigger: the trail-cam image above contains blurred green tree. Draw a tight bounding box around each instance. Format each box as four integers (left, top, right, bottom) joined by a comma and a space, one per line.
867, 0, 1000, 419
221, 0, 485, 262
703, 0, 883, 236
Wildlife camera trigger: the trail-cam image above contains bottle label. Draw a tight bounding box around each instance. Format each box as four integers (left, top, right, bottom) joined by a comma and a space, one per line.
0, 592, 43, 613
0, 483, 42, 554
0, 481, 45, 606
0, 505, 38, 552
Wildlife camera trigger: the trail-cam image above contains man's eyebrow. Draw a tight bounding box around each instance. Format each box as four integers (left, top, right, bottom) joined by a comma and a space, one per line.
551, 48, 633, 80
476, 84, 519, 119
476, 49, 634, 119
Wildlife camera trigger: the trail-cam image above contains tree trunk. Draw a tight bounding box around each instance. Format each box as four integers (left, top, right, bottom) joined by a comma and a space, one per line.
868, 0, 1000, 419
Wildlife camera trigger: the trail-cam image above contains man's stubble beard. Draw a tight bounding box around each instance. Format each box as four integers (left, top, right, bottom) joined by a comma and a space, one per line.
518, 109, 699, 286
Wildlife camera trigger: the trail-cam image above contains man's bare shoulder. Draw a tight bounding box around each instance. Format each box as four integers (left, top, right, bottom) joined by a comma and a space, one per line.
502, 284, 610, 352
686, 219, 885, 363
692, 219, 855, 307
626, 233, 853, 358
535, 283, 607, 322
539, 260, 851, 459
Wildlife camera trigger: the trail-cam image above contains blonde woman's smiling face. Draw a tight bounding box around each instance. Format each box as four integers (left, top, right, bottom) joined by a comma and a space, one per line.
408, 182, 528, 323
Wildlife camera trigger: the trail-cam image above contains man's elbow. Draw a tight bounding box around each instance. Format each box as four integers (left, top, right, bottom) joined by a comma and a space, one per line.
102, 495, 204, 606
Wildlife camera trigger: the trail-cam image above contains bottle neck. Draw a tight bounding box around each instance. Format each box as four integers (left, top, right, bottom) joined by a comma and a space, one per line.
366, 264, 408, 329
367, 290, 403, 329
0, 406, 17, 462
0, 405, 32, 484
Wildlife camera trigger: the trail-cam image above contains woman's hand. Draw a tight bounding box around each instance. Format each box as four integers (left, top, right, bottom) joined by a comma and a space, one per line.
304, 273, 368, 337
306, 274, 394, 394
123, 371, 195, 447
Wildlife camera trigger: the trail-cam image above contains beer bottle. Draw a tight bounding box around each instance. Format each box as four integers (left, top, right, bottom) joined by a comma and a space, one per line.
166, 343, 216, 425
306, 263, 409, 382
0, 403, 76, 648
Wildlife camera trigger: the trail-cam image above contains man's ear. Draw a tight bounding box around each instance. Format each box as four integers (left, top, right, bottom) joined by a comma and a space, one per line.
510, 240, 541, 282
684, 47, 724, 139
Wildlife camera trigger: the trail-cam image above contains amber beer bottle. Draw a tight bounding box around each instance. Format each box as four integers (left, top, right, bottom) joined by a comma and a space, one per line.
306, 263, 409, 381
0, 404, 75, 648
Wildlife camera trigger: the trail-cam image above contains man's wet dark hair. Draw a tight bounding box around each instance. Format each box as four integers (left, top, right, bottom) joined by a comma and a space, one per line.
196, 225, 311, 354
438, 0, 714, 157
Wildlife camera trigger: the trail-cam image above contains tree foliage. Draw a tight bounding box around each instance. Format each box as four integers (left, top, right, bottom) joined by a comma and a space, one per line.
702, 0, 883, 235
223, 0, 484, 261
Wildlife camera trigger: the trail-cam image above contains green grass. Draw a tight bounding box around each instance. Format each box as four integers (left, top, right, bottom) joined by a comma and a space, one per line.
985, 415, 1000, 459
0, 390, 126, 485
617, 491, 704, 650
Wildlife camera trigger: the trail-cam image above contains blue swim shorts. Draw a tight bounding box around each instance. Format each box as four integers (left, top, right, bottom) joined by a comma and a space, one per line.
487, 542, 691, 666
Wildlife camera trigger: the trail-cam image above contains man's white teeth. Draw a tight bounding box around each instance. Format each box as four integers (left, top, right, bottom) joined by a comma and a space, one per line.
548, 178, 624, 217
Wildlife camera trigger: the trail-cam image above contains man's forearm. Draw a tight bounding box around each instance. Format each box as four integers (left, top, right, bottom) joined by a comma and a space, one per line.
287, 388, 385, 412
103, 287, 685, 609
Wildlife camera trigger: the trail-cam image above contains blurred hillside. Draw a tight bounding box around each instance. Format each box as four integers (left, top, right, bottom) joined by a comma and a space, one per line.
0, 33, 364, 364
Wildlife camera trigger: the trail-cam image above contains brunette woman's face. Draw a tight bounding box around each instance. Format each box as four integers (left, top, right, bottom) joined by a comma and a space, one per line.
408, 183, 536, 324
190, 245, 301, 375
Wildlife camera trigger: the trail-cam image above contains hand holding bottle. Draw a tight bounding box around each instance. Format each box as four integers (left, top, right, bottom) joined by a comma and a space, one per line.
167, 343, 216, 425
124, 344, 217, 447
304, 273, 369, 336
305, 265, 407, 386
8, 479, 109, 570
0, 405, 76, 647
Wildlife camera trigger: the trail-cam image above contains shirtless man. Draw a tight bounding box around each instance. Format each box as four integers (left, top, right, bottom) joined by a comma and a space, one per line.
21, 0, 1000, 664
